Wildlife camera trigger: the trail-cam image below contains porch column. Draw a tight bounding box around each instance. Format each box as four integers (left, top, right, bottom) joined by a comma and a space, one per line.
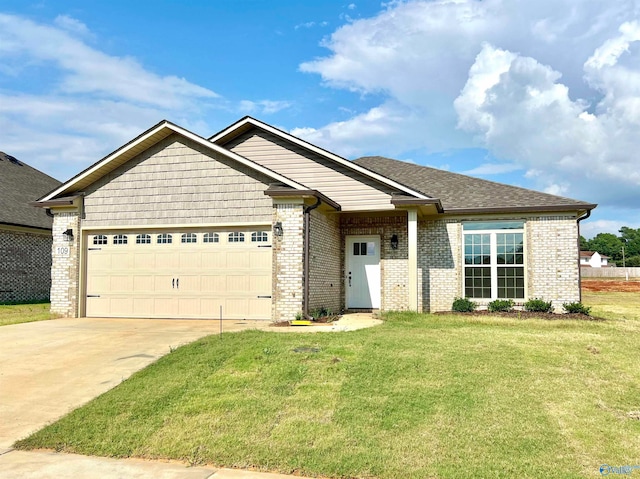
407, 208, 418, 310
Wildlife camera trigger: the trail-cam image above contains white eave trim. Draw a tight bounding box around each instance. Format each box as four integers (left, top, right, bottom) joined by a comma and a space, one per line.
209, 117, 430, 200
41, 121, 306, 202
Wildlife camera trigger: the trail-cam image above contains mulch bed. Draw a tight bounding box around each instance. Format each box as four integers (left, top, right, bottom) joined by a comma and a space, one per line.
435, 310, 605, 321
270, 315, 342, 327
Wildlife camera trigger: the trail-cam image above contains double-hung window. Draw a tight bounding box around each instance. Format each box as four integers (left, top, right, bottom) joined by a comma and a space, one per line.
463, 221, 525, 300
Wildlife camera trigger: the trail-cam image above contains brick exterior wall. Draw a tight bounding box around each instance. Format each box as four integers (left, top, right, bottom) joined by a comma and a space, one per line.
0, 229, 52, 303
418, 220, 462, 312
340, 215, 408, 311
527, 215, 580, 311
50, 211, 81, 317
418, 215, 580, 313
272, 203, 304, 322
308, 209, 341, 314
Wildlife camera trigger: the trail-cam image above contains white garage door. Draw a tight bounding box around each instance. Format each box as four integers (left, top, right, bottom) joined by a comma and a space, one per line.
85, 229, 272, 320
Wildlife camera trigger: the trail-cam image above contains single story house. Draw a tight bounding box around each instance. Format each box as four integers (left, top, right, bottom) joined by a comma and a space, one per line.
580, 251, 609, 268
34, 117, 596, 320
1, 151, 61, 303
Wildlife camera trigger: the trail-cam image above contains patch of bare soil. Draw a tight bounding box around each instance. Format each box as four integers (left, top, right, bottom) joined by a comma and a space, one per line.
436, 310, 605, 321
581, 279, 640, 293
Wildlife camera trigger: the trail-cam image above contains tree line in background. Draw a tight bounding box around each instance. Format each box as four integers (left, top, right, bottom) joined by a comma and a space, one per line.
580, 226, 640, 267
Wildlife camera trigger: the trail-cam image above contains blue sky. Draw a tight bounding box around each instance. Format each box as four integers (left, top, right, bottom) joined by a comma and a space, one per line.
2, 0, 640, 238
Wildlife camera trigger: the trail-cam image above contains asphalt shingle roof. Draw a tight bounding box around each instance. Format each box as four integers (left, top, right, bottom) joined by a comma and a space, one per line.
354, 156, 595, 213
0, 152, 61, 230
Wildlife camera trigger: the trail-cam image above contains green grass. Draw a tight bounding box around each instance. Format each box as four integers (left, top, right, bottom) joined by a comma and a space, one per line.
583, 290, 640, 321
0, 303, 56, 326
16, 304, 640, 478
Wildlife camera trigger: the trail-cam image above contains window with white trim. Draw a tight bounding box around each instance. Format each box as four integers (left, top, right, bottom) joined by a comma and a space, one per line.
203, 232, 219, 243
181, 233, 197, 244
251, 231, 268, 242
113, 234, 128, 245
228, 232, 245, 243
463, 221, 525, 300
93, 234, 108, 245
157, 233, 172, 244
136, 234, 151, 244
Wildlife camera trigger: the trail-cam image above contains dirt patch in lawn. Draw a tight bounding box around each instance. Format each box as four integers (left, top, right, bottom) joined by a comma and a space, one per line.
581, 279, 640, 293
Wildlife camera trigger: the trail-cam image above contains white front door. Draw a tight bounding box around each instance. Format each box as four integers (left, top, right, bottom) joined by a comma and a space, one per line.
346, 235, 381, 309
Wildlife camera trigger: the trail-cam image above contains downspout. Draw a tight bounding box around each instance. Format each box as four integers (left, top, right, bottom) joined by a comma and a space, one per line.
577, 209, 592, 302
303, 197, 322, 317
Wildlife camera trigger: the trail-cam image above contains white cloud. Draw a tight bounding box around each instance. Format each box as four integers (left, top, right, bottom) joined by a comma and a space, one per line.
454, 34, 640, 206
298, 0, 640, 210
0, 13, 217, 109
463, 162, 522, 176
53, 15, 92, 37
239, 100, 292, 115
0, 13, 219, 180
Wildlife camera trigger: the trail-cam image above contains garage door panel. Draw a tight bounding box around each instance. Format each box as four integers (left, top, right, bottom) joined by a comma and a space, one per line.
226, 251, 250, 268
201, 252, 226, 268
250, 275, 271, 293
132, 298, 153, 317
155, 253, 179, 269
85, 229, 272, 320
200, 275, 226, 292
226, 275, 250, 292
134, 253, 155, 269
109, 275, 133, 292
133, 276, 154, 293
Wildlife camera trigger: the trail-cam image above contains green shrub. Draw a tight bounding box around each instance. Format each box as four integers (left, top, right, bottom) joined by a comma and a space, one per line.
488, 299, 515, 312
524, 298, 553, 313
311, 307, 330, 318
452, 297, 477, 312
563, 302, 591, 315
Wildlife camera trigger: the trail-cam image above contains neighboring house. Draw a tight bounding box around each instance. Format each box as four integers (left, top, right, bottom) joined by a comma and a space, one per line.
580, 251, 609, 268
34, 117, 596, 319
1, 152, 61, 303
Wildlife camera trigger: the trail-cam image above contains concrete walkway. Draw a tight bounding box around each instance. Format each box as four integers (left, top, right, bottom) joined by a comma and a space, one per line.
0, 314, 379, 479
0, 449, 313, 479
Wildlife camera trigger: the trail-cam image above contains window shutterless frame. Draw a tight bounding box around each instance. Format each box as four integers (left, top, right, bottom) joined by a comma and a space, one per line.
462, 221, 526, 300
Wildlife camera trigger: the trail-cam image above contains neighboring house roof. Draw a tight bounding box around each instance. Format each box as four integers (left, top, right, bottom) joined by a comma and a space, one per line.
0, 151, 61, 230
38, 120, 307, 202
354, 156, 596, 214
580, 251, 610, 259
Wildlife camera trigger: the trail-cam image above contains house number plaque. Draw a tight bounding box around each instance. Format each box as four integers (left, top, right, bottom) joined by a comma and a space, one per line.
56, 246, 70, 257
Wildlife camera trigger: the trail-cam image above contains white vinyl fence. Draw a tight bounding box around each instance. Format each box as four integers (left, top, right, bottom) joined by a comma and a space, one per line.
581, 267, 640, 278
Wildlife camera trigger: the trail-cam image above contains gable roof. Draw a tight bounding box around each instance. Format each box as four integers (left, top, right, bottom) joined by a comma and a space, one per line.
210, 116, 429, 200
39, 120, 307, 203
354, 156, 596, 214
0, 152, 61, 230
580, 251, 609, 259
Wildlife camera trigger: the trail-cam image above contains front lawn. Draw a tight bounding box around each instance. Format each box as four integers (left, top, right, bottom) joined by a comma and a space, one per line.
16, 309, 640, 478
0, 302, 56, 326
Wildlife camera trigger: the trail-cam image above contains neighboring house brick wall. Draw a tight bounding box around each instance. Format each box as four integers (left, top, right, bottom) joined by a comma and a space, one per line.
49, 211, 81, 317
419, 219, 462, 313
308, 209, 341, 314
83, 135, 272, 228
272, 203, 304, 322
527, 215, 579, 311
340, 215, 408, 311
0, 229, 52, 303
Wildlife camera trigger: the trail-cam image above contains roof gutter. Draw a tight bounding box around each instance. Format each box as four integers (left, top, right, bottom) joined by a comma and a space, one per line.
576, 208, 593, 302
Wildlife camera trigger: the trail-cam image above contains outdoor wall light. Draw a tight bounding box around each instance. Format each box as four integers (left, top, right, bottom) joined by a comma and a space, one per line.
62, 228, 74, 242
273, 222, 283, 237
390, 234, 399, 250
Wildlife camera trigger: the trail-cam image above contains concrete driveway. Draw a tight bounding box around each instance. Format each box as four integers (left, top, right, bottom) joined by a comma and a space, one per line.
0, 317, 262, 449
